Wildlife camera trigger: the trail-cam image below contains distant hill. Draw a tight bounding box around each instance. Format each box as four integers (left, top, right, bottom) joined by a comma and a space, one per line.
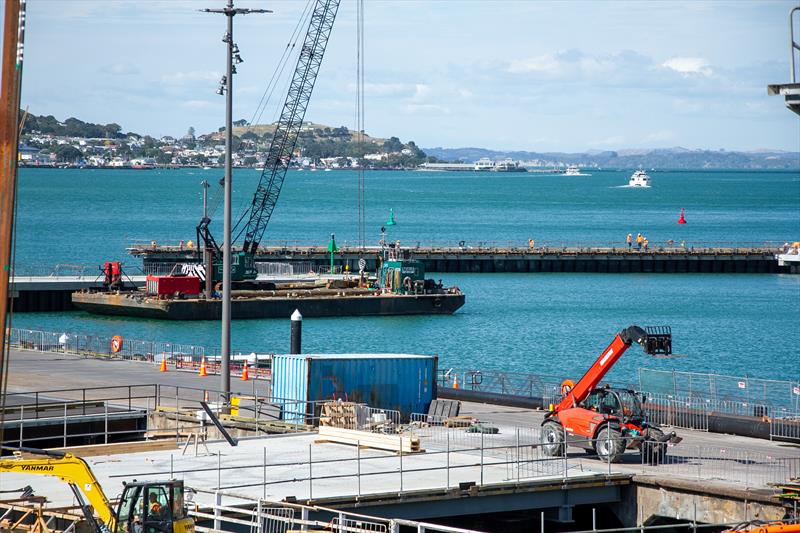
423, 146, 800, 170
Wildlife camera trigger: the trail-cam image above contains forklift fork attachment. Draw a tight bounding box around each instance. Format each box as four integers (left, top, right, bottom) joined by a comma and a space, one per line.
643, 326, 672, 356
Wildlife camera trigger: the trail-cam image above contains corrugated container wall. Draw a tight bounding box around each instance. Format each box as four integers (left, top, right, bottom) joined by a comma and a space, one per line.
271, 354, 438, 422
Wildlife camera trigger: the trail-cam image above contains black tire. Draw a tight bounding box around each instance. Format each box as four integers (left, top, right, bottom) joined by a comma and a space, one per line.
541, 421, 565, 457
595, 427, 625, 463
642, 427, 667, 465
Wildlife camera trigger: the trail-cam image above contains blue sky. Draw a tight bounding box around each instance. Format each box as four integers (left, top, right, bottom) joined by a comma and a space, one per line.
10, 0, 800, 151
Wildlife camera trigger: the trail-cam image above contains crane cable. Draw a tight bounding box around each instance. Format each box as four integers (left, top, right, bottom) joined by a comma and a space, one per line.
231, 0, 316, 243
356, 0, 366, 248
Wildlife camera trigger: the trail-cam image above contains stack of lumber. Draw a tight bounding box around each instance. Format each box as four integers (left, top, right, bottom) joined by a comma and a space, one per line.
317, 426, 422, 453
319, 401, 362, 429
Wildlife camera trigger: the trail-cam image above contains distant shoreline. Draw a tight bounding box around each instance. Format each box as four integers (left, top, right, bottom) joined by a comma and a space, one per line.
17, 165, 799, 172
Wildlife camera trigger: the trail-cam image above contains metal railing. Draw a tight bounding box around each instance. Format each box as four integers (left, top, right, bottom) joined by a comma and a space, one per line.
128, 239, 786, 254
9, 263, 97, 279
0, 384, 322, 449
187, 489, 485, 533
771, 414, 800, 442
7, 327, 270, 378
437, 368, 566, 400
647, 445, 800, 488
639, 368, 800, 412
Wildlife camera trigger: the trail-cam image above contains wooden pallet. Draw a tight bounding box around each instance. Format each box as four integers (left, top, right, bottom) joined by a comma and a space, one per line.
319, 401, 360, 428
317, 426, 422, 453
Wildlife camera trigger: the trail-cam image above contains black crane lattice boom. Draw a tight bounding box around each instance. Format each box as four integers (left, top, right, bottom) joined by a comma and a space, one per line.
240, 0, 340, 254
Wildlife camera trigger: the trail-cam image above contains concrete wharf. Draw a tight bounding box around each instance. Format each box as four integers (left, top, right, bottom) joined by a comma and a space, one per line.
130, 243, 796, 275
2, 350, 799, 530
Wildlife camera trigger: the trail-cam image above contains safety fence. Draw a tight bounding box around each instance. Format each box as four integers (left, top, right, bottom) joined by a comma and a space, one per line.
7, 327, 271, 380
9, 263, 97, 278
437, 368, 566, 400
438, 367, 800, 438
648, 445, 800, 488
0, 384, 325, 449
639, 368, 800, 413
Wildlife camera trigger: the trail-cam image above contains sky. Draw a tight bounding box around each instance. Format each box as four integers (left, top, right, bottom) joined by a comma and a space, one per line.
7, 0, 800, 152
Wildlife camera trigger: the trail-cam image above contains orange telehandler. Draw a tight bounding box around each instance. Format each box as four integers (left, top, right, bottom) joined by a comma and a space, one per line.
541, 325, 682, 463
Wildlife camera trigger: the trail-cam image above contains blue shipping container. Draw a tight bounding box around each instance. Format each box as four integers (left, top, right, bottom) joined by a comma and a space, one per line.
271, 353, 438, 422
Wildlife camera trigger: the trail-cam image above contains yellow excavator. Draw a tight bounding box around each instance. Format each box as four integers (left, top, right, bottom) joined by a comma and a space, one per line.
0, 448, 195, 533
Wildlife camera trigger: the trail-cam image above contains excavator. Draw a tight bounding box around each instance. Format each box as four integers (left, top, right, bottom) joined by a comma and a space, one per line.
0, 448, 195, 533
541, 325, 682, 464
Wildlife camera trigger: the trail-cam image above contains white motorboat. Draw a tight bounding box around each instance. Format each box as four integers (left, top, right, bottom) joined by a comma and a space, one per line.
629, 169, 651, 187
564, 165, 590, 176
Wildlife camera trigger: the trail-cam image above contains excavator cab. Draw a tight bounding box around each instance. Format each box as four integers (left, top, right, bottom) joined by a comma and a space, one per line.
115, 480, 194, 533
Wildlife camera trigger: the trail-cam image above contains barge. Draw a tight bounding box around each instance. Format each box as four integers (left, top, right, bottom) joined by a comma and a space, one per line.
70, 255, 465, 320
71, 287, 464, 320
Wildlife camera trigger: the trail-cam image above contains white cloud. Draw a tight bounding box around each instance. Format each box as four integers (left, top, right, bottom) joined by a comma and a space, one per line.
181, 100, 215, 109
508, 53, 560, 74
411, 84, 432, 102
588, 135, 626, 147
161, 71, 220, 86
671, 98, 705, 114
405, 103, 449, 115
644, 130, 675, 143
661, 57, 713, 77
99, 63, 139, 76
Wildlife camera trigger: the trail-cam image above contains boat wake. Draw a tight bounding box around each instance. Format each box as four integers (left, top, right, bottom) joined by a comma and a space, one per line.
613, 184, 651, 188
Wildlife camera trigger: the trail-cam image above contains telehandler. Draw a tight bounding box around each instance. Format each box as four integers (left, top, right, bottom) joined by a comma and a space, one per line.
541, 325, 682, 463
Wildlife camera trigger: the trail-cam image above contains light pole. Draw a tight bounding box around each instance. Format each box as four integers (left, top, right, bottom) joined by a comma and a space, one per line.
201, 1, 269, 404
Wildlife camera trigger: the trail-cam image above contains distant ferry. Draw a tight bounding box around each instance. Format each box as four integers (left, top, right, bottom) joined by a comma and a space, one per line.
492, 159, 527, 172
564, 165, 590, 176
629, 169, 651, 187
474, 157, 495, 171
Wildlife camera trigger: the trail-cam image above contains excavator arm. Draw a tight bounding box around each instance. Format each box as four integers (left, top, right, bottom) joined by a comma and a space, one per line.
0, 450, 116, 531
555, 325, 671, 413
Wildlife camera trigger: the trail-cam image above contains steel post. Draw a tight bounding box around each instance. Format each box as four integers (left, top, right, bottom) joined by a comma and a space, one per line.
291, 309, 302, 354
357, 440, 361, 497
220, 0, 234, 408
480, 431, 484, 485
400, 438, 404, 492
308, 444, 313, 500
446, 432, 450, 488
263, 446, 267, 500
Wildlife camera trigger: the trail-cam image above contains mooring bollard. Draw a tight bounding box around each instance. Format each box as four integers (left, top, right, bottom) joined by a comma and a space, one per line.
290, 309, 302, 354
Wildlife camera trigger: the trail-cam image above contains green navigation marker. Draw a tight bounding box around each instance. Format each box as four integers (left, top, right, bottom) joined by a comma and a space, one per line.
327, 233, 338, 273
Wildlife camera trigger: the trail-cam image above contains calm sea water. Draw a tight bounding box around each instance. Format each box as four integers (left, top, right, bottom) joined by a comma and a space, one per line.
10, 168, 800, 384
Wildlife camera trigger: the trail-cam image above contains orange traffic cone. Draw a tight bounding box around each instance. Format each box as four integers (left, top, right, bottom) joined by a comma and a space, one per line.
159, 355, 167, 373
453, 374, 459, 389
241, 361, 249, 381
198, 357, 208, 377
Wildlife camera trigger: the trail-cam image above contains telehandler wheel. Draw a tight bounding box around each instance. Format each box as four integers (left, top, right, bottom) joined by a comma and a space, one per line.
595, 427, 625, 463
642, 427, 667, 465
541, 421, 565, 457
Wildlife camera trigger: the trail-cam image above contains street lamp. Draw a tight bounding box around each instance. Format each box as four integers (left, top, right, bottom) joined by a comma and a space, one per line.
200, 0, 270, 405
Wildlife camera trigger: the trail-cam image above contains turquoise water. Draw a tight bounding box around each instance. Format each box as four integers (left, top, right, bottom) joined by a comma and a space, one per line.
10, 168, 800, 383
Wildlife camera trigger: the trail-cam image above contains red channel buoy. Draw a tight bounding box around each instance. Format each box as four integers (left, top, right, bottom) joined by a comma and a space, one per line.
678, 208, 687, 225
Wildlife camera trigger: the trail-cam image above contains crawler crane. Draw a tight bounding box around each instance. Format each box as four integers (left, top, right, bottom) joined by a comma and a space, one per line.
541, 325, 682, 463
